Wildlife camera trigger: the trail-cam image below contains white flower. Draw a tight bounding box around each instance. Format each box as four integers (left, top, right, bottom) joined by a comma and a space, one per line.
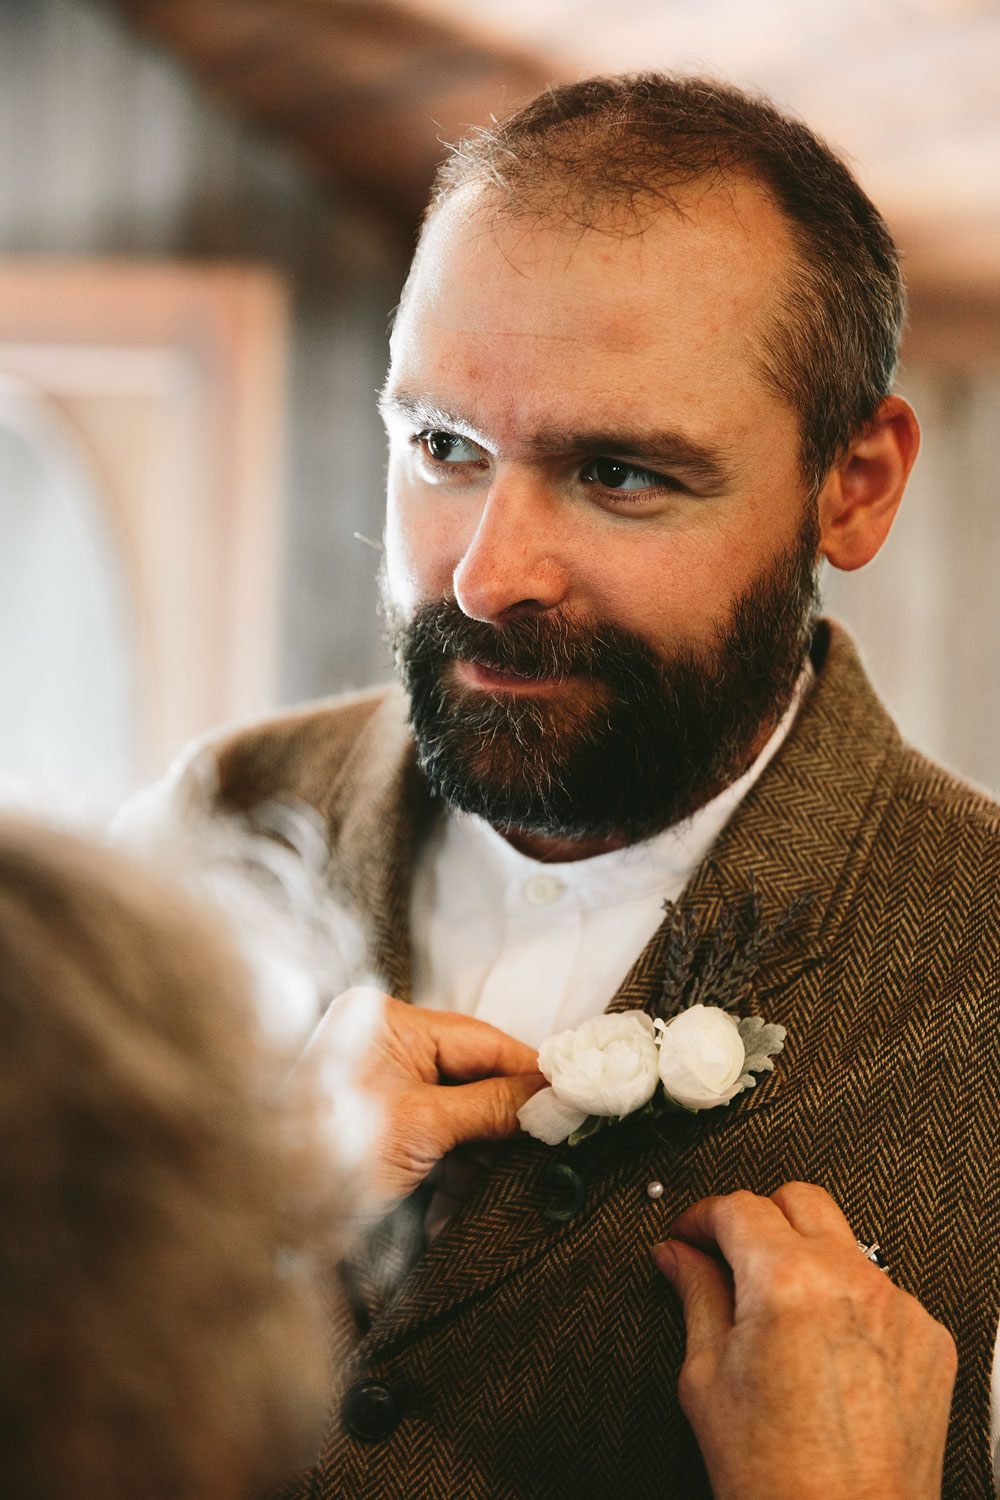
656, 1004, 747, 1110
518, 1012, 660, 1144
542, 1011, 662, 1114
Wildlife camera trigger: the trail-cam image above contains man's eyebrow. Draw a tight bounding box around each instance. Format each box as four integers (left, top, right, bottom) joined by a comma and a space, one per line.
378, 391, 473, 434
531, 429, 736, 488
380, 391, 736, 489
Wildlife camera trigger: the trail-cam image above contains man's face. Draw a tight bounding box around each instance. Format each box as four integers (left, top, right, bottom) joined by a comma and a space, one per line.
380, 180, 820, 844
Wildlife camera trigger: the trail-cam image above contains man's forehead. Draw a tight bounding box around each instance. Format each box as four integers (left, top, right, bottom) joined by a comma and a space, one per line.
386, 176, 798, 462
394, 176, 794, 372
411, 173, 791, 291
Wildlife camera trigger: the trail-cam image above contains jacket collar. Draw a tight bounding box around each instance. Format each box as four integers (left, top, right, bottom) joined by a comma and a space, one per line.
316, 686, 427, 1002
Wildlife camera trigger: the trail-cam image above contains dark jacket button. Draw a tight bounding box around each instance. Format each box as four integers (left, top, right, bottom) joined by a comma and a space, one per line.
539, 1162, 586, 1223
341, 1379, 403, 1441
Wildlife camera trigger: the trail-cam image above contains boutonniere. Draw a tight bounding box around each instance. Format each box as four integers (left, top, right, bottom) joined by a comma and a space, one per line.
517, 881, 810, 1147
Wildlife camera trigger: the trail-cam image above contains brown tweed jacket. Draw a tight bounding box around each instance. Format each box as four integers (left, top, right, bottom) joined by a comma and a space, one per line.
204, 620, 1000, 1500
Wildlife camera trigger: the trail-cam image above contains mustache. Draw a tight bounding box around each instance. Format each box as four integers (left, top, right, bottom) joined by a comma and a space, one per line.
395, 599, 664, 683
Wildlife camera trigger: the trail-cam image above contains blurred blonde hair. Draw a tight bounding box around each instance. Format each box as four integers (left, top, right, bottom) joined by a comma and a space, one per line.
0, 816, 350, 1500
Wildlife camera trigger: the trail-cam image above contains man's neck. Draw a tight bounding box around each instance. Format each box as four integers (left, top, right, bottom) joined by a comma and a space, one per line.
501, 827, 631, 863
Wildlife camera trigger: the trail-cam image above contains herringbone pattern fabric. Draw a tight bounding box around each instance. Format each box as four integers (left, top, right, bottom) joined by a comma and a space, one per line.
204, 621, 1000, 1499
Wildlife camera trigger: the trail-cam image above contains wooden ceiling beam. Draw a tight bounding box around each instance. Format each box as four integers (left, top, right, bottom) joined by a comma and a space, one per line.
112, 0, 553, 230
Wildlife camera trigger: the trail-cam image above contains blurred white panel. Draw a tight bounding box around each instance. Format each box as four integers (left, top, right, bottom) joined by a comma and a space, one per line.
0, 379, 134, 815
0, 0, 406, 711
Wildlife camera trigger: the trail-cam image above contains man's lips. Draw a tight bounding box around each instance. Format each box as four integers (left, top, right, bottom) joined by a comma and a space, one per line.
451, 658, 573, 695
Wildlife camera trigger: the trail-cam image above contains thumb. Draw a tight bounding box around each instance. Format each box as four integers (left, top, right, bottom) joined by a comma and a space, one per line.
652, 1238, 734, 1364
436, 1072, 547, 1149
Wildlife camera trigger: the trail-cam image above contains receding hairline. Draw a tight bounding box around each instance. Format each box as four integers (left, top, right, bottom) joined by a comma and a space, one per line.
405, 166, 801, 334
426, 84, 828, 237
421, 153, 798, 245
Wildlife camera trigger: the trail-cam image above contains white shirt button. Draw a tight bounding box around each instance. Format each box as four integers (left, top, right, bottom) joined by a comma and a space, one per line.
523, 873, 565, 907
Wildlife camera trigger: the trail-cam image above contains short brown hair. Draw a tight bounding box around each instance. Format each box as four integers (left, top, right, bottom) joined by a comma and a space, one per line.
428, 73, 905, 495
0, 818, 345, 1500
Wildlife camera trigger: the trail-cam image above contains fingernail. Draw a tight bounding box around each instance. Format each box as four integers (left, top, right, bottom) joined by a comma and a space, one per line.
651, 1239, 677, 1279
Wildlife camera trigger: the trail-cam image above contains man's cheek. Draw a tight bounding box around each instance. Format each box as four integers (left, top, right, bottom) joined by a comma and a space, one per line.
387, 505, 478, 619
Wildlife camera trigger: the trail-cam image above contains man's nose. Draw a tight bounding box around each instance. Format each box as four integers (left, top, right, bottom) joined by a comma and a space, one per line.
452, 470, 570, 624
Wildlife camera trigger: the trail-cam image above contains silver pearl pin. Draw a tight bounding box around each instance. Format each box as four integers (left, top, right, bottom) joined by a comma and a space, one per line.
646, 1180, 664, 1200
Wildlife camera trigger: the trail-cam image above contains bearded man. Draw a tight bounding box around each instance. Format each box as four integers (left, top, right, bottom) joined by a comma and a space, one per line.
121, 76, 999, 1500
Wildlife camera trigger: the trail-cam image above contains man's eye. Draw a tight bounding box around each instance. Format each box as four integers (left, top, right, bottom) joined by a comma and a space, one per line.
580, 458, 670, 492
418, 430, 484, 464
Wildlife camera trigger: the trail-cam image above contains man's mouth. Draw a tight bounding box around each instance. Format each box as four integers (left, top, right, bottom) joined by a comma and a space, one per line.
451, 658, 572, 695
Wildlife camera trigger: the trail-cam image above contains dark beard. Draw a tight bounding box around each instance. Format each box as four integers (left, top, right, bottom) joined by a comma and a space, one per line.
385, 517, 820, 843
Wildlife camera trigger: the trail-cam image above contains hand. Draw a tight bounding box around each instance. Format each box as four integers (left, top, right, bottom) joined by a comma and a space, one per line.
304, 989, 545, 1202
653, 1182, 956, 1500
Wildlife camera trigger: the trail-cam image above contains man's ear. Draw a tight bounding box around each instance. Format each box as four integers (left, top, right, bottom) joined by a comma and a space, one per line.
817, 396, 920, 572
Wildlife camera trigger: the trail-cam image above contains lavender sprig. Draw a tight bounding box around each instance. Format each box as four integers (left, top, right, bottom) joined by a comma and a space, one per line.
652, 876, 813, 1025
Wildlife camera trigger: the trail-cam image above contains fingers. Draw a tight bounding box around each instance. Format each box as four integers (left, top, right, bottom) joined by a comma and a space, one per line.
670, 1182, 858, 1269
374, 1071, 548, 1199
658, 1185, 960, 1500
434, 1071, 548, 1148
653, 1239, 735, 1366
370, 1071, 548, 1201
768, 1181, 857, 1246
314, 992, 541, 1088
395, 1002, 541, 1083
312, 995, 546, 1201
669, 1190, 795, 1270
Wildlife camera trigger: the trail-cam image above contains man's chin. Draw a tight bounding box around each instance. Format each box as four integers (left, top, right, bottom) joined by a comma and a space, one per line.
411, 696, 673, 843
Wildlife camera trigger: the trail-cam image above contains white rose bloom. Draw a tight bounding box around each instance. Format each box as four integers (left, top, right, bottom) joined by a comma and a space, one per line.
656, 1004, 747, 1110
518, 1011, 661, 1144
549, 1011, 662, 1112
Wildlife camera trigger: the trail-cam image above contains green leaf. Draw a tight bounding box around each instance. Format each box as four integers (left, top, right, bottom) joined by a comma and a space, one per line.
737, 1015, 786, 1074
567, 1114, 609, 1147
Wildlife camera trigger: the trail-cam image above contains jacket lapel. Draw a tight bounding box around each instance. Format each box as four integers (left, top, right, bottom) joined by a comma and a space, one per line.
318, 686, 430, 1002
611, 620, 901, 1013
359, 1132, 581, 1359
